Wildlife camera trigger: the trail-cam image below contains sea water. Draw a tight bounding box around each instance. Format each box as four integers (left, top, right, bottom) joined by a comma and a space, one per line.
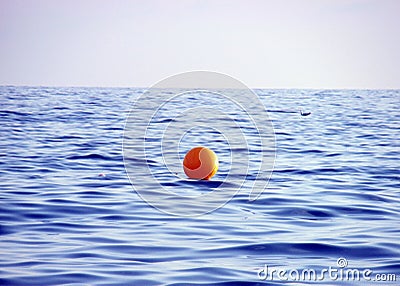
1, 86, 399, 285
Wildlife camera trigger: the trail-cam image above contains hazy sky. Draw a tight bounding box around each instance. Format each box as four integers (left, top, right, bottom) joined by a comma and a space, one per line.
0, 0, 399, 88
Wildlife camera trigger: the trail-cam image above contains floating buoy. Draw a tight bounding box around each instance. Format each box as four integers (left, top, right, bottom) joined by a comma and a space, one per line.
183, 147, 218, 180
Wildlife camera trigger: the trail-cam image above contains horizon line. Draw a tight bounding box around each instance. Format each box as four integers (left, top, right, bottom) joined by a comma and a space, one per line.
1, 84, 399, 91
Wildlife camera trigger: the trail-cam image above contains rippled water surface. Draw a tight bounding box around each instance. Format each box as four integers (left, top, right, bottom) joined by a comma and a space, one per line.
1, 86, 399, 285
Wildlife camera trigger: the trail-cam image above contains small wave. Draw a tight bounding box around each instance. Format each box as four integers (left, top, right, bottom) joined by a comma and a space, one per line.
0, 110, 33, 116
266, 109, 297, 114
153, 118, 176, 123
66, 153, 117, 161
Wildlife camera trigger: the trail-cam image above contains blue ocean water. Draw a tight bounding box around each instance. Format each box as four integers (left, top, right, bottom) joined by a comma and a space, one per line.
0, 86, 399, 285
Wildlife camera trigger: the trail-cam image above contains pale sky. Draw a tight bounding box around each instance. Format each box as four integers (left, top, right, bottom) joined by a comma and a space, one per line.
0, 0, 399, 89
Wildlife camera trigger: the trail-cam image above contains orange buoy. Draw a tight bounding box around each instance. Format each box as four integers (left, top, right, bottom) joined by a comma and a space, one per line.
183, 147, 218, 180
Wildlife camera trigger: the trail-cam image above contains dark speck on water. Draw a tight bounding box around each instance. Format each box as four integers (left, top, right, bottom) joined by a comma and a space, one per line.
0, 86, 399, 285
